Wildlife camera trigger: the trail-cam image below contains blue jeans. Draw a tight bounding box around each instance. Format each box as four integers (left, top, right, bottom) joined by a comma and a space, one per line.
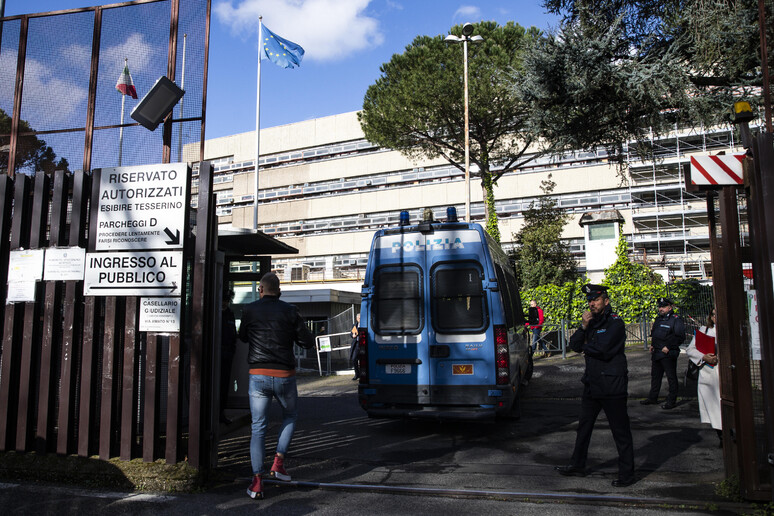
249, 374, 298, 475
531, 328, 545, 352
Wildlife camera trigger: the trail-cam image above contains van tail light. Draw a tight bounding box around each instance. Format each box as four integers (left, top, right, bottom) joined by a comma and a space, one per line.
357, 327, 368, 382
494, 325, 510, 385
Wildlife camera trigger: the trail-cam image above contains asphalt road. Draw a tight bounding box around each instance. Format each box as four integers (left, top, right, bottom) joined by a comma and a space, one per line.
210, 346, 739, 511
0, 346, 752, 515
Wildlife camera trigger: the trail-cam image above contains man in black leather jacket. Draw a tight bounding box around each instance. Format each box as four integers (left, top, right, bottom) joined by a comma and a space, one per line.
555, 284, 635, 487
641, 298, 685, 410
239, 272, 315, 500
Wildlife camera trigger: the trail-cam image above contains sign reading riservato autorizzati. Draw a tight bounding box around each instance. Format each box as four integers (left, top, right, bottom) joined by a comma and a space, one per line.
94, 163, 188, 251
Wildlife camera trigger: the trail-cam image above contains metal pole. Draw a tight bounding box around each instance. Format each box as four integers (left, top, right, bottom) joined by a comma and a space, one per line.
177, 33, 187, 162
463, 38, 470, 222
757, 0, 772, 132
250, 18, 263, 301
118, 57, 127, 167
0, 0, 5, 47
118, 93, 125, 166
745, 132, 774, 500
254, 17, 263, 230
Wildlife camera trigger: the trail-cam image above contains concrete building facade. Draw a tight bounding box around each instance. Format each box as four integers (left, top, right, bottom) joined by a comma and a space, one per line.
193, 111, 743, 290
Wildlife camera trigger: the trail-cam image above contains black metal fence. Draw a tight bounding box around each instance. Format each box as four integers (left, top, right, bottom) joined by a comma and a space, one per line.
0, 0, 216, 470
0, 162, 219, 468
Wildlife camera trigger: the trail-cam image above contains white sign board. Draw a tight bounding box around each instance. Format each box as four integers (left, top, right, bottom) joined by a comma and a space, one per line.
8, 249, 44, 281
6, 281, 37, 303
140, 297, 181, 332
318, 336, 331, 352
95, 163, 187, 251
83, 250, 183, 296
44, 247, 86, 281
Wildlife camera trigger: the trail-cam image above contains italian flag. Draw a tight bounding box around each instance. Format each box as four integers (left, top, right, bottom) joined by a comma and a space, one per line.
115, 63, 138, 99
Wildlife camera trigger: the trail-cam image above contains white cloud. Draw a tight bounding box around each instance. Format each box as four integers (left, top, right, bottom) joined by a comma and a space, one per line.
53, 33, 156, 79
0, 32, 157, 127
453, 5, 482, 21
100, 33, 157, 77
0, 50, 87, 125
214, 0, 384, 61
60, 43, 92, 73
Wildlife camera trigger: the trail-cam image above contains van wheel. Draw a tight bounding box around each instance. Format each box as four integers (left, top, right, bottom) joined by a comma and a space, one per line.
498, 376, 522, 421
524, 352, 534, 382
509, 390, 522, 420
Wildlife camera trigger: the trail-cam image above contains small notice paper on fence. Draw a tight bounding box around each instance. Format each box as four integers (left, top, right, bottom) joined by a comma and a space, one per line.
6, 249, 44, 303
43, 247, 86, 281
318, 336, 331, 352
8, 249, 44, 282
6, 281, 36, 304
139, 297, 181, 332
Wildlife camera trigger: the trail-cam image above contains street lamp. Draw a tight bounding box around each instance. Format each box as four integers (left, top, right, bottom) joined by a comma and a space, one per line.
445, 23, 483, 223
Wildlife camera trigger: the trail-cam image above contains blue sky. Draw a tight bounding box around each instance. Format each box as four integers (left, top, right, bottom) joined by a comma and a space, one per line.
10, 0, 558, 140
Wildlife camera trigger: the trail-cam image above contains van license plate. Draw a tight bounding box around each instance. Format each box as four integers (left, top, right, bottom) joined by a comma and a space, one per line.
386, 364, 411, 374
452, 364, 474, 375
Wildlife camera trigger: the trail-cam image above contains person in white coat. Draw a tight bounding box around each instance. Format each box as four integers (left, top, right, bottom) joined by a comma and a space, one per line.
686, 310, 722, 446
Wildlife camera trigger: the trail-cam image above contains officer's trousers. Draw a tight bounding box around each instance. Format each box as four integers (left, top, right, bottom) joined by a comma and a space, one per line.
648, 356, 678, 405
570, 395, 635, 481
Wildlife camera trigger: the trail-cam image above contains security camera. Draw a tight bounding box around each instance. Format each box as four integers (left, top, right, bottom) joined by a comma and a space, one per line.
462, 23, 474, 36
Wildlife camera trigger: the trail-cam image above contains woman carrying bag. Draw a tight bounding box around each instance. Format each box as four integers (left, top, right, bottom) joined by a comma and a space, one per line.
685, 310, 722, 446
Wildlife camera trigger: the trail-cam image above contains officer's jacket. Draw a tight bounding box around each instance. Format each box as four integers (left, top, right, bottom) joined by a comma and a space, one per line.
650, 310, 685, 360
569, 305, 628, 398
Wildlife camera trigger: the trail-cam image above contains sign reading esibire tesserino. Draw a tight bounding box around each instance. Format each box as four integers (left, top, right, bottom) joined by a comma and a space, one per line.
95, 163, 187, 250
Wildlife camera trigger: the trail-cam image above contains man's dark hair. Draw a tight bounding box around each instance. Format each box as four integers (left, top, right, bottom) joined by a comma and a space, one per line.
260, 272, 280, 295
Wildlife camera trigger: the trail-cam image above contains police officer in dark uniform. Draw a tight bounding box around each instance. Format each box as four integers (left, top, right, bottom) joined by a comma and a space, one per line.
641, 297, 685, 409
555, 284, 635, 487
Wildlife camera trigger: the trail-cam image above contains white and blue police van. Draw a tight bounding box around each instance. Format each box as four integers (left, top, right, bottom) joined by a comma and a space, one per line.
355, 207, 532, 420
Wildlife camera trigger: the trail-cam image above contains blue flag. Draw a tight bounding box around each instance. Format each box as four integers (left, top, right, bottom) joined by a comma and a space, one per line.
261, 25, 304, 69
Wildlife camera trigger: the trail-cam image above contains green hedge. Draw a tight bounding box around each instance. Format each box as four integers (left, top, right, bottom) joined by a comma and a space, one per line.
521, 279, 712, 325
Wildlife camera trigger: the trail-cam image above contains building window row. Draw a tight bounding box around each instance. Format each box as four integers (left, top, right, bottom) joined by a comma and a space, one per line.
252, 188, 634, 238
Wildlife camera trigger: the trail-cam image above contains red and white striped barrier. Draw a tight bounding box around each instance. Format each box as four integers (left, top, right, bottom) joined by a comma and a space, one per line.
689, 154, 745, 186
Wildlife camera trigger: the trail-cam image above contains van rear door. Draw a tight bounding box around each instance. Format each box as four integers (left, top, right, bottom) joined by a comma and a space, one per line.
426, 240, 493, 407
368, 231, 430, 400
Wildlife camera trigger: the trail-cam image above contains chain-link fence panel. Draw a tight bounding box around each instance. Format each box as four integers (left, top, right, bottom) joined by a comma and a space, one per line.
0, 0, 207, 176
311, 306, 357, 375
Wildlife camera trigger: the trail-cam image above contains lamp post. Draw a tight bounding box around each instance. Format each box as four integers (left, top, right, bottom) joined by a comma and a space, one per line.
445, 23, 483, 222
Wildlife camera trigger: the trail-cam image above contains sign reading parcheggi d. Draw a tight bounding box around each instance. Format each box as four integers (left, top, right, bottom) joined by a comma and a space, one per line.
83, 251, 183, 296
95, 163, 188, 251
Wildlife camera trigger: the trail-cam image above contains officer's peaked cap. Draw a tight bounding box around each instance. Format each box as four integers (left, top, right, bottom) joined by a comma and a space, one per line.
582, 283, 608, 300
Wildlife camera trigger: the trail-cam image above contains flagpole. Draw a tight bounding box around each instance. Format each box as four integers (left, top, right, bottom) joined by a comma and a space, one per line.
254, 17, 263, 230
118, 58, 127, 167
178, 34, 187, 162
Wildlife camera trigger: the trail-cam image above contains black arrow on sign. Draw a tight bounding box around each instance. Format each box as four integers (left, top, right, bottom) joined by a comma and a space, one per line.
91, 282, 178, 293
164, 227, 180, 245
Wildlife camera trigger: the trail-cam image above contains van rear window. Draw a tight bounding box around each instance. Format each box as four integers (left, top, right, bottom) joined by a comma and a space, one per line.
374, 268, 422, 332
432, 267, 485, 331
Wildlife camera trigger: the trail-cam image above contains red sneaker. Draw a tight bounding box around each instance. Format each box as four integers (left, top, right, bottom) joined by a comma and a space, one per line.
246, 474, 263, 499
269, 454, 291, 481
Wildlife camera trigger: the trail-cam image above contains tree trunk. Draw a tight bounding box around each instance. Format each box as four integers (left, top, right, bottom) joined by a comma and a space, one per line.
480, 171, 500, 243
